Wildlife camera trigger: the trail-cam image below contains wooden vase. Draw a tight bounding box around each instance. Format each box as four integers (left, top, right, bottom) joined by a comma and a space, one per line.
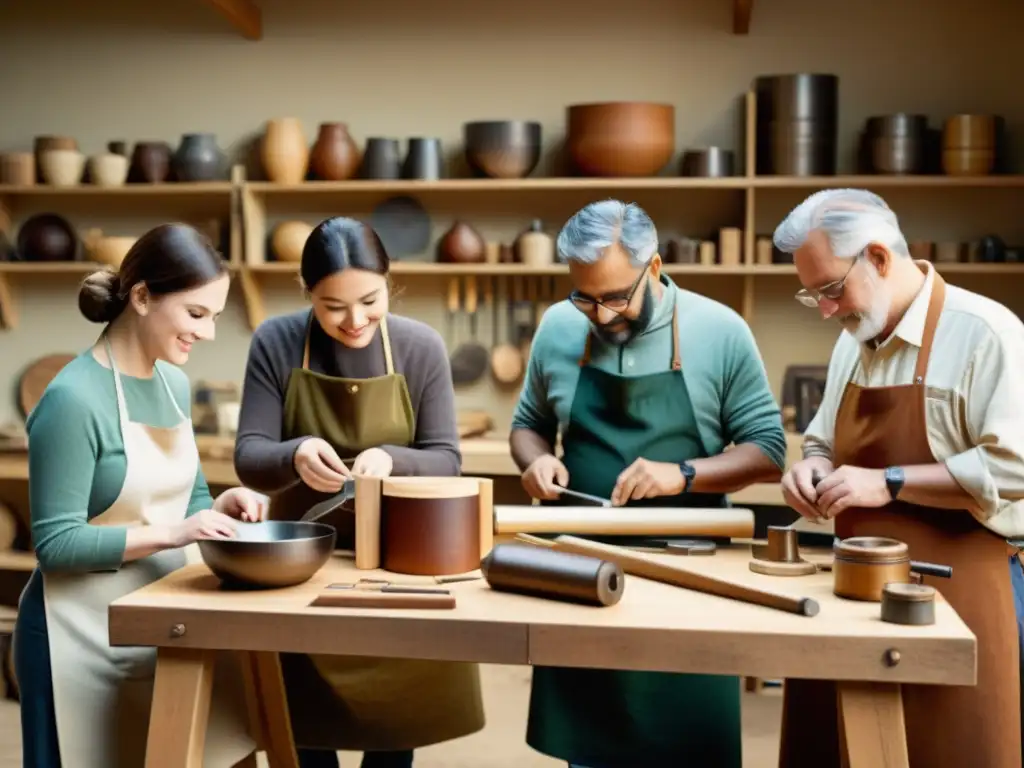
309, 123, 360, 181
261, 118, 309, 184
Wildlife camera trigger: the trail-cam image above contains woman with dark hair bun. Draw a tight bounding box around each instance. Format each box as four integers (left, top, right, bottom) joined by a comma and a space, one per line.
234, 216, 482, 767
14, 223, 260, 767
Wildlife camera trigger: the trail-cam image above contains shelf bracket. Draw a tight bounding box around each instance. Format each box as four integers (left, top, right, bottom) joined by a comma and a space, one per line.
733, 0, 753, 34
201, 0, 262, 40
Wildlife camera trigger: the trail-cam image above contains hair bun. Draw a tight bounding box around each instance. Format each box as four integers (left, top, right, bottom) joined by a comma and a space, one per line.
78, 270, 128, 324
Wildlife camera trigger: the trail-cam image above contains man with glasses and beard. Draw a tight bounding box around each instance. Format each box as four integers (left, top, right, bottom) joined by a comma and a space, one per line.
508, 199, 786, 768
775, 189, 1024, 768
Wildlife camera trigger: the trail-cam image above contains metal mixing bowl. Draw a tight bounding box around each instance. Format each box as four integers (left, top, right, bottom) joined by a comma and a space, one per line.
197, 521, 337, 589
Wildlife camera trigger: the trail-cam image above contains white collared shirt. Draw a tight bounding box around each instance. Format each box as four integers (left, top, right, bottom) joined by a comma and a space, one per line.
804, 260, 1024, 538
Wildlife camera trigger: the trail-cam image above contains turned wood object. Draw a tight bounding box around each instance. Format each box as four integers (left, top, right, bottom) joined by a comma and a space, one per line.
493, 505, 754, 539
481, 542, 624, 607
880, 582, 936, 626
354, 476, 494, 576
521, 534, 819, 617
749, 525, 817, 577
832, 536, 952, 602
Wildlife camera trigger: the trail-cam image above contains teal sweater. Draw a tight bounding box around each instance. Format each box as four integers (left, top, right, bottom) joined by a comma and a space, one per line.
511, 275, 787, 470
26, 351, 212, 573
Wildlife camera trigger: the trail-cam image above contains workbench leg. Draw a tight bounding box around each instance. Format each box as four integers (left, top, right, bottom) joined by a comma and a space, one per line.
241, 651, 299, 768
145, 647, 216, 768
837, 681, 909, 768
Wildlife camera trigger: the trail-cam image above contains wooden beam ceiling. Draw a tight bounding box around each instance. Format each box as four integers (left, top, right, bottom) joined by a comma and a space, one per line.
733, 0, 753, 34
202, 0, 262, 40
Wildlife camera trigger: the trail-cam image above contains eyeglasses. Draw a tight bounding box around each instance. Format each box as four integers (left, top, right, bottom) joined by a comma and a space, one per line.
569, 264, 650, 315
794, 253, 861, 308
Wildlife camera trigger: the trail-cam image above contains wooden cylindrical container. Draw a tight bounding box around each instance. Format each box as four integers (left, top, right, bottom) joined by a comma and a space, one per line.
380, 478, 482, 576
832, 537, 911, 602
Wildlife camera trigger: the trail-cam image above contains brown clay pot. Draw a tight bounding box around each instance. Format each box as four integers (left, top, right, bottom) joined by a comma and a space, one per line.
271, 221, 314, 262
309, 123, 360, 181
261, 118, 309, 184
16, 213, 79, 261
437, 221, 485, 264
566, 102, 675, 177
130, 142, 172, 183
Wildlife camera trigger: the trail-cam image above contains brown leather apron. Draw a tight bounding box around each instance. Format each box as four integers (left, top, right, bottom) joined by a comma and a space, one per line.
778, 274, 1021, 768
270, 313, 485, 751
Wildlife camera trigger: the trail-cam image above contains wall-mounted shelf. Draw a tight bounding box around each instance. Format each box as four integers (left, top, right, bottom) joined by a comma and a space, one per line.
4, 90, 1024, 335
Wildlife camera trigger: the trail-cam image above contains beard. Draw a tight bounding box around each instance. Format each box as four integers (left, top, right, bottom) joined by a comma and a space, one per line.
591, 281, 656, 346
837, 264, 892, 343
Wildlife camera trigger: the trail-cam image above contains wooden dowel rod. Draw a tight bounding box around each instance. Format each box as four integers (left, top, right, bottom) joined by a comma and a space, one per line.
495, 505, 755, 538
545, 535, 820, 617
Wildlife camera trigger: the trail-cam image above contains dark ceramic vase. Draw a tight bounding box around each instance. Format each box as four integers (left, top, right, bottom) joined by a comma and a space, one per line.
16, 213, 79, 261
463, 121, 542, 179
173, 133, 225, 182
130, 142, 172, 183
107, 141, 128, 156
359, 138, 401, 180
402, 138, 443, 180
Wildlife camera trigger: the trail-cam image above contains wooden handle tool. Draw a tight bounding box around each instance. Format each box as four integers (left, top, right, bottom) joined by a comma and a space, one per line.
521, 534, 819, 617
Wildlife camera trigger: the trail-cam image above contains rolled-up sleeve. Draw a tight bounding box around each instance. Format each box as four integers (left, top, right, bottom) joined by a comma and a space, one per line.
945, 328, 1024, 535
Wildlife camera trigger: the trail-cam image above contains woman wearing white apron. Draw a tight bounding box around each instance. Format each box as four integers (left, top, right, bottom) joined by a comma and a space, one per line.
14, 223, 260, 768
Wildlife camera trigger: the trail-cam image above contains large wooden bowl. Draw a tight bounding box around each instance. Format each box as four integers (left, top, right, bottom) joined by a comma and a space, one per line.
566, 102, 675, 177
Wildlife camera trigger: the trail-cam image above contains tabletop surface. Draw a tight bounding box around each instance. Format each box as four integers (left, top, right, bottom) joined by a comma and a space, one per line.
109, 545, 976, 686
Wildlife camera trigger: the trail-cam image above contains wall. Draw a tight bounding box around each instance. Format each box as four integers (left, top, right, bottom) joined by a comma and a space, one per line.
1, 0, 1022, 428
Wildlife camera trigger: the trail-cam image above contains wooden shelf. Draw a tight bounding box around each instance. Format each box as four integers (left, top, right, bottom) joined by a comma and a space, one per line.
750, 175, 1024, 189
0, 182, 234, 197
245, 262, 799, 277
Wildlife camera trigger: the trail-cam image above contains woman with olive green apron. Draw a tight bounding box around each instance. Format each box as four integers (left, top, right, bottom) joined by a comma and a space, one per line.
526, 305, 741, 768
269, 313, 485, 753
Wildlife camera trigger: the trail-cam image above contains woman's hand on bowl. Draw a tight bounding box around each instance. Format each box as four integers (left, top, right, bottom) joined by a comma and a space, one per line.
213, 487, 268, 523
172, 509, 239, 547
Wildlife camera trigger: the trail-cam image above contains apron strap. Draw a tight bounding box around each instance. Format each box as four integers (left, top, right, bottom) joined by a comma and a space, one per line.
914, 271, 946, 383
380, 316, 396, 375
669, 303, 681, 371
103, 334, 131, 430
303, 311, 396, 375
302, 311, 313, 370
577, 303, 681, 371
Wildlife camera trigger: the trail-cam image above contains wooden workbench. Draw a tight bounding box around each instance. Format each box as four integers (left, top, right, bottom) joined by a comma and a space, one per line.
109, 545, 974, 768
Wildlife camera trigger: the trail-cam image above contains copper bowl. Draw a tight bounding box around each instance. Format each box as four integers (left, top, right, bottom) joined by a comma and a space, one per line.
566, 102, 675, 177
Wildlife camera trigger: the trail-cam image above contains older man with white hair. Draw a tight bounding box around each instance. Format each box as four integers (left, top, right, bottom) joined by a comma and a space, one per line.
509, 199, 786, 768
775, 188, 1024, 768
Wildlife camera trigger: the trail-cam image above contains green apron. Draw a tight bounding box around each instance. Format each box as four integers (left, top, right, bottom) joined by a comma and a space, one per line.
269, 312, 485, 751
526, 304, 742, 768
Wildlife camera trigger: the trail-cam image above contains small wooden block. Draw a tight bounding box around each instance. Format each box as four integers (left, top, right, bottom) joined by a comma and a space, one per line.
749, 558, 817, 577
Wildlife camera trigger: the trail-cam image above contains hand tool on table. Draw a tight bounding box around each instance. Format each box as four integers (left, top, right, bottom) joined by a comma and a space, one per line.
555, 486, 612, 507
311, 579, 456, 609
518, 533, 820, 617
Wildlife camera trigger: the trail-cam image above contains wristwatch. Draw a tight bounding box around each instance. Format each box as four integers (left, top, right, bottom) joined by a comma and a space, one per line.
884, 466, 905, 500
679, 461, 696, 493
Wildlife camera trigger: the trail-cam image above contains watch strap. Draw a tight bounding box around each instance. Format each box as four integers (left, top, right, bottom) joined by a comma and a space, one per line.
679, 461, 696, 493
